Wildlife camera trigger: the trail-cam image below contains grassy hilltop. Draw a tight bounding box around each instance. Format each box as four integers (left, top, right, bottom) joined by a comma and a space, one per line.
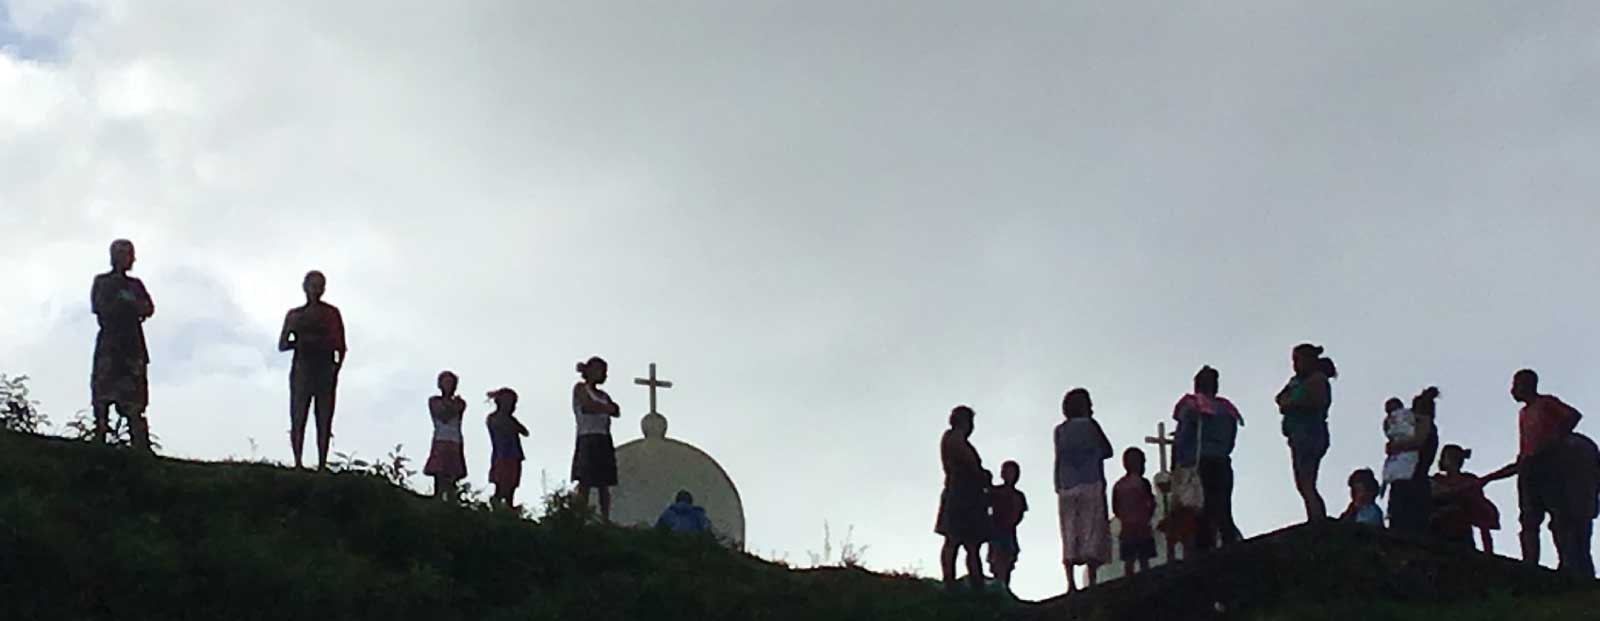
0, 431, 1596, 620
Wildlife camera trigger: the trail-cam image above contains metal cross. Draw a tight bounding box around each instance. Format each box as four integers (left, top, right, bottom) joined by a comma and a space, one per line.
633, 362, 674, 415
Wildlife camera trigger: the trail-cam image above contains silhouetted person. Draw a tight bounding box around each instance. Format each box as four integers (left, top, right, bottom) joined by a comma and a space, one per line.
1486, 369, 1587, 573
1173, 366, 1244, 553
1431, 444, 1500, 553
424, 371, 467, 502
1112, 448, 1156, 576
936, 405, 990, 592
277, 270, 346, 470
90, 239, 155, 451
1055, 388, 1113, 593
656, 490, 712, 534
572, 357, 620, 521
486, 388, 528, 509
1386, 387, 1440, 535
987, 460, 1029, 589
1276, 343, 1336, 522
1341, 468, 1383, 526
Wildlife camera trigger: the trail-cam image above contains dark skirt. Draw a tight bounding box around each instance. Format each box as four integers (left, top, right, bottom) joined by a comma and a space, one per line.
934, 485, 991, 545
571, 434, 618, 487
91, 352, 148, 407
489, 459, 522, 488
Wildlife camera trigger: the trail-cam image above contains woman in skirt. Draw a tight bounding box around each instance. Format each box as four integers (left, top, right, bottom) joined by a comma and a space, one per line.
423, 370, 468, 502
573, 356, 621, 521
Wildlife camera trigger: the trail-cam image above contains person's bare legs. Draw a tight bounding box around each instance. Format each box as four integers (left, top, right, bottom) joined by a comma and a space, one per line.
91, 402, 111, 445
1085, 562, 1100, 588
122, 403, 150, 452
1293, 457, 1327, 522
1479, 527, 1495, 555
313, 391, 335, 471
1123, 559, 1135, 576
1064, 562, 1078, 593
963, 542, 983, 590
433, 475, 447, 500
993, 551, 1015, 587
1138, 557, 1150, 572
598, 487, 613, 522
577, 483, 591, 509
940, 539, 960, 589
289, 384, 312, 469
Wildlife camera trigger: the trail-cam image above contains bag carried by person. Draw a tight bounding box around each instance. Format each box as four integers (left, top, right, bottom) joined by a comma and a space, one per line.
1172, 412, 1206, 510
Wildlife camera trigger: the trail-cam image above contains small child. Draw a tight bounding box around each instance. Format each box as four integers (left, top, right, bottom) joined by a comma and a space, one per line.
485, 388, 529, 509
1381, 397, 1420, 492
1112, 448, 1158, 575
1341, 468, 1384, 526
423, 371, 468, 502
987, 460, 1029, 588
1431, 444, 1500, 552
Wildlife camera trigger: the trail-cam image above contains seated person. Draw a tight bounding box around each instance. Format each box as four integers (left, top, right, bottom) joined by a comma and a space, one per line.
656, 490, 713, 534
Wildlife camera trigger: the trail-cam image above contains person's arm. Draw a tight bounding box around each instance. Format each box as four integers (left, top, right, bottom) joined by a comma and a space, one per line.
331, 307, 346, 367
133, 279, 154, 320
1095, 420, 1114, 460
277, 310, 296, 352
1483, 463, 1519, 483
514, 417, 529, 437
1275, 382, 1295, 412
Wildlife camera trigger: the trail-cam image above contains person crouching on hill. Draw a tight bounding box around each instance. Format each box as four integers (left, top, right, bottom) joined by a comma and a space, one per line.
486, 388, 528, 509
656, 490, 713, 534
1341, 468, 1383, 527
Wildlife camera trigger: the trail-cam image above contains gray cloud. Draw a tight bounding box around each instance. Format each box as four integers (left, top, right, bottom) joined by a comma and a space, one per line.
3, 1, 1599, 599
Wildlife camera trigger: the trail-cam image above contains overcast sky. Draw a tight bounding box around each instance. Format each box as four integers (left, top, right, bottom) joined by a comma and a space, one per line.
4, 0, 1600, 600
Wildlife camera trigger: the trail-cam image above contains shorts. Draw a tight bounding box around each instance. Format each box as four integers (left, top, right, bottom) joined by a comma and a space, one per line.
1057, 482, 1111, 564
989, 530, 1020, 558
571, 434, 619, 487
1119, 536, 1157, 562
489, 459, 522, 488
1287, 422, 1330, 475
91, 352, 148, 409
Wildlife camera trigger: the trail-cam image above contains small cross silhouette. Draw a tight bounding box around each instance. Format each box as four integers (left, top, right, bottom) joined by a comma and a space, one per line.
633, 362, 674, 415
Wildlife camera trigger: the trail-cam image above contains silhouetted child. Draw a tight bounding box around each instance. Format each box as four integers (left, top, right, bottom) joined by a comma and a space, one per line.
1112, 448, 1158, 575
485, 388, 528, 509
988, 460, 1029, 588
1431, 444, 1501, 552
423, 371, 468, 502
1341, 468, 1383, 526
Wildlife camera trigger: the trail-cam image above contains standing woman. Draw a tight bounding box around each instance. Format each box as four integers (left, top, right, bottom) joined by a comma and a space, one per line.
1055, 388, 1114, 593
935, 405, 991, 592
1387, 387, 1440, 534
1276, 343, 1337, 522
1173, 366, 1244, 552
573, 356, 621, 522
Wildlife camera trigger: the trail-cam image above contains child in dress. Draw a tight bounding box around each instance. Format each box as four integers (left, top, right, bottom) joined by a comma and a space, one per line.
1113, 448, 1158, 575
486, 388, 528, 509
987, 460, 1029, 589
422, 371, 468, 502
1341, 468, 1384, 526
1431, 444, 1500, 552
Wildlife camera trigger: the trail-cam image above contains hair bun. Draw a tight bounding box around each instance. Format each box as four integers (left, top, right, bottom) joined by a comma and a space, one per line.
1463, 448, 1473, 459
575, 361, 586, 373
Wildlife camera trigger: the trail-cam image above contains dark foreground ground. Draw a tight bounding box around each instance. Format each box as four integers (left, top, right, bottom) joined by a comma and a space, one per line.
0, 432, 1593, 620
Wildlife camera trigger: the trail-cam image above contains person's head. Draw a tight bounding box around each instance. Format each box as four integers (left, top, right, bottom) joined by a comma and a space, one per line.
675, 489, 694, 505
1512, 369, 1539, 403
302, 270, 327, 302
1062, 388, 1093, 419
1412, 386, 1441, 418
1348, 468, 1379, 504
437, 371, 459, 397
1292, 343, 1338, 379
1439, 444, 1472, 474
1384, 397, 1405, 414
1000, 460, 1021, 486
487, 387, 518, 412
948, 405, 976, 436
1123, 447, 1147, 477
108, 239, 136, 272
1194, 366, 1219, 396
577, 356, 609, 385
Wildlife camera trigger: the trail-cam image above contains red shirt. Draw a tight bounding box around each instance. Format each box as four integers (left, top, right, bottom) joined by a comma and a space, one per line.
990, 486, 1029, 532
1519, 395, 1582, 457
1112, 474, 1157, 539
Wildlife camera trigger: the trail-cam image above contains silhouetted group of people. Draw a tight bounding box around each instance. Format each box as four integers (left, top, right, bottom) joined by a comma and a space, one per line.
86, 240, 713, 529
935, 343, 1600, 595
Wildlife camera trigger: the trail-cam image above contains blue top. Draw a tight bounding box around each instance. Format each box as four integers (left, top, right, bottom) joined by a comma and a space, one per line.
1054, 418, 1113, 491
487, 412, 527, 461
1173, 394, 1242, 465
1352, 503, 1384, 527
656, 502, 712, 534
